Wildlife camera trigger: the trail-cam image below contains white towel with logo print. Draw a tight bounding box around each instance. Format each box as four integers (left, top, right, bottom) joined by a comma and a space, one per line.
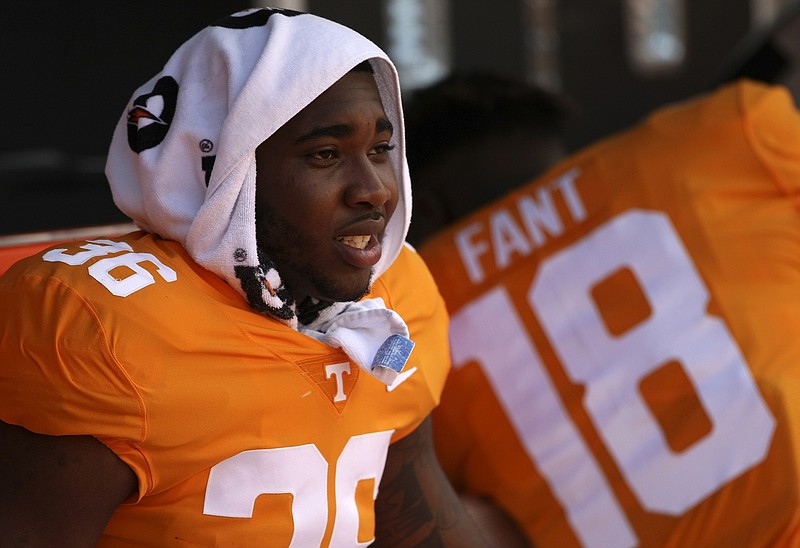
105, 8, 414, 384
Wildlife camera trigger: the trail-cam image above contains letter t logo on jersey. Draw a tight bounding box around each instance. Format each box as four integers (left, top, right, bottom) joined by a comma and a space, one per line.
297, 353, 359, 412
325, 362, 351, 403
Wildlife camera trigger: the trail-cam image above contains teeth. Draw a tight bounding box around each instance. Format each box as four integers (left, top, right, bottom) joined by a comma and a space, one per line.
337, 235, 371, 250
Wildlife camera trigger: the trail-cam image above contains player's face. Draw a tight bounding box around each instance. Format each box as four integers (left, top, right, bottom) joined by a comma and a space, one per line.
255, 70, 399, 304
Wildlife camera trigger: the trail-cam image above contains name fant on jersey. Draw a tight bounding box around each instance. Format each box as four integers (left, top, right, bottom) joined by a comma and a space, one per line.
455, 168, 586, 285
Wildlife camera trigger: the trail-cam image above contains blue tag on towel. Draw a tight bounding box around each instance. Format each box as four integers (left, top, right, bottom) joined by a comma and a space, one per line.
370, 334, 415, 384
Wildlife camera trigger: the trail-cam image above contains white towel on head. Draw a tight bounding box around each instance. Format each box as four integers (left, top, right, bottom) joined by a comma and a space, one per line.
105, 8, 415, 384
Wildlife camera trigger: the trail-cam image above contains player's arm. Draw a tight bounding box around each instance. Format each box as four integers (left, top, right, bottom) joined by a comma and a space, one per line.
0, 419, 137, 546
373, 415, 487, 547
460, 494, 532, 547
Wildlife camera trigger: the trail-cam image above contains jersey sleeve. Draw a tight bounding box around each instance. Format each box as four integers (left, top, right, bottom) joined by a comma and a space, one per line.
0, 256, 146, 472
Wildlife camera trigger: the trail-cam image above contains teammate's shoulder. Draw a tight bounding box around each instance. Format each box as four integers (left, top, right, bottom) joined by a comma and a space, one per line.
640, 79, 798, 138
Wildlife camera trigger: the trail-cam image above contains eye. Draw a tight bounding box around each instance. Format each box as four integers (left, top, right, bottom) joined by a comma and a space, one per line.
308, 148, 338, 165
369, 143, 395, 159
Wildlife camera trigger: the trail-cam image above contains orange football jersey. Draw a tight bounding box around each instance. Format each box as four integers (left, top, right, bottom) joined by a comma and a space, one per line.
0, 231, 449, 546
0, 242, 52, 274
0, 223, 137, 275
423, 80, 800, 547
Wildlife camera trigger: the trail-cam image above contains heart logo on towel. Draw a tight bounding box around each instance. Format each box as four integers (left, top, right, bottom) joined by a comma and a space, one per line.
126, 76, 179, 153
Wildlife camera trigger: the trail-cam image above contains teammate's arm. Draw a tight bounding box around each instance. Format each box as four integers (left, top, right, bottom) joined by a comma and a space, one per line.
373, 415, 487, 547
0, 419, 137, 546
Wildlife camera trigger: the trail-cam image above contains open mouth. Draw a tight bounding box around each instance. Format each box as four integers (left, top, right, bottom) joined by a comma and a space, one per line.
336, 235, 371, 250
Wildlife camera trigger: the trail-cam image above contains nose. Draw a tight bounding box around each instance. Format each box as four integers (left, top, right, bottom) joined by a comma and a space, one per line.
344, 156, 396, 209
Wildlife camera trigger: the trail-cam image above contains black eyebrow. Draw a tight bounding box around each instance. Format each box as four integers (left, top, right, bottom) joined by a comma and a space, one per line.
294, 124, 353, 144
376, 118, 394, 135
294, 118, 394, 145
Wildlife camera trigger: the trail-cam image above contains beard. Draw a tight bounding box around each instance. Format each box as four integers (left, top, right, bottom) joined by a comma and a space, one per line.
255, 202, 374, 305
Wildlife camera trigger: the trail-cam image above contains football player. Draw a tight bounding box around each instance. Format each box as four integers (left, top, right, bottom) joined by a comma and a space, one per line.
0, 8, 483, 546
423, 77, 800, 546
417, 69, 800, 548
413, 6, 800, 545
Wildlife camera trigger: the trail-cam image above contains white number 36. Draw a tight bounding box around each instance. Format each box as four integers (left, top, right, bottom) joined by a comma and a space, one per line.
43, 239, 177, 297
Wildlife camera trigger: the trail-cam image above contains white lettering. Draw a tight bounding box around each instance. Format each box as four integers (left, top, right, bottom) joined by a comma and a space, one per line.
43, 239, 177, 297
204, 432, 394, 546
491, 210, 532, 271
88, 252, 177, 297
455, 222, 491, 284
325, 361, 352, 402
454, 168, 588, 285
551, 168, 586, 222
518, 186, 563, 246
43, 239, 133, 266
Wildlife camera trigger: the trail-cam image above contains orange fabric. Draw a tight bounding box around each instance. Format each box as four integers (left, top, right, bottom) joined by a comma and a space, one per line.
0, 233, 449, 546
0, 242, 53, 275
423, 80, 800, 547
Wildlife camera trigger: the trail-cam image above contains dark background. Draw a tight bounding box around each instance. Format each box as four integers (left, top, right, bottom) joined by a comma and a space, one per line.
0, 0, 786, 235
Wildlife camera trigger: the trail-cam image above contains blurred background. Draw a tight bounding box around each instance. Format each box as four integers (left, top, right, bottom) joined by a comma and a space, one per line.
1, 0, 798, 236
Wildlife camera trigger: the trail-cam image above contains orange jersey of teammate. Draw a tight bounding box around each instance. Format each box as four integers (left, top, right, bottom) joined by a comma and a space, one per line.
422, 79, 800, 547
0, 231, 449, 546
